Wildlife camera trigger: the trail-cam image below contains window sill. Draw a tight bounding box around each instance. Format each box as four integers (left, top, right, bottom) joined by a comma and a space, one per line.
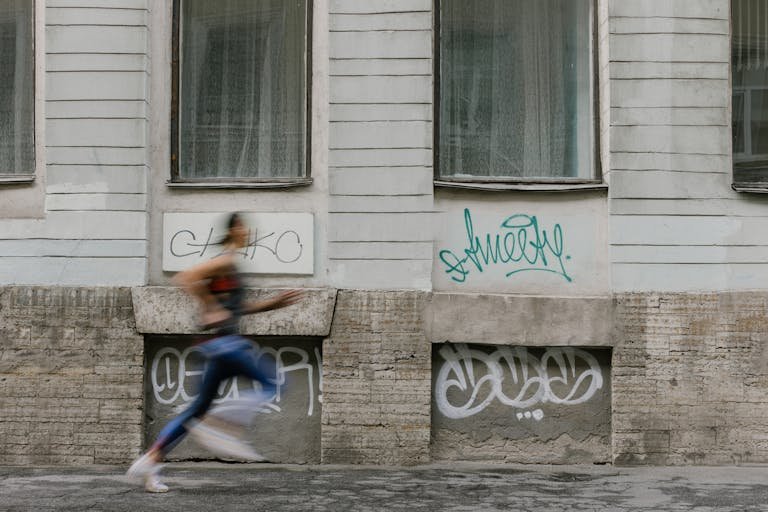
0, 175, 35, 184
434, 180, 607, 192
732, 182, 768, 193
167, 177, 313, 189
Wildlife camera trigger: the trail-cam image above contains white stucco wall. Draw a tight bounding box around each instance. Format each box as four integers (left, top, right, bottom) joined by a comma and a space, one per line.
4, 0, 768, 294
0, 0, 148, 286
145, 0, 331, 289
607, 0, 768, 292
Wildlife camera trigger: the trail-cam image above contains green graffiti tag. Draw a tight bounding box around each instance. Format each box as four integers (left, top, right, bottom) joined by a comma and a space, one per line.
439, 209, 572, 284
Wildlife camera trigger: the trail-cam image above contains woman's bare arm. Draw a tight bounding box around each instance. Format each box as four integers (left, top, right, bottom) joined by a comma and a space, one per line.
243, 289, 305, 315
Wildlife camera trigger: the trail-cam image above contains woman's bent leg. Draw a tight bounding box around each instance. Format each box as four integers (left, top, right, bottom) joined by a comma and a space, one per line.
151, 357, 224, 457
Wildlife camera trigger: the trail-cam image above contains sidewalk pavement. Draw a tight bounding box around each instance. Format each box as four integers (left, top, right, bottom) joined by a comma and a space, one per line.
2, 462, 768, 511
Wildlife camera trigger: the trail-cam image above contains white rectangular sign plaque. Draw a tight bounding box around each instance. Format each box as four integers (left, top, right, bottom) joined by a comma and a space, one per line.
163, 212, 314, 274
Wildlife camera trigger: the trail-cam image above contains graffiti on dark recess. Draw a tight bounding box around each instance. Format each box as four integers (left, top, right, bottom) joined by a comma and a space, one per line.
434, 344, 603, 421
151, 342, 321, 417
438, 209, 572, 283
169, 227, 303, 264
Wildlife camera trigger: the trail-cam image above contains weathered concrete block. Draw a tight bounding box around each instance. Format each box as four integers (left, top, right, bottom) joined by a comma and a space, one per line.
426, 293, 613, 346
132, 286, 337, 336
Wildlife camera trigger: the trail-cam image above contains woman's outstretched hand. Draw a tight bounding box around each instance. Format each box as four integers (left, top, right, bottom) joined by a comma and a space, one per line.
269, 289, 305, 310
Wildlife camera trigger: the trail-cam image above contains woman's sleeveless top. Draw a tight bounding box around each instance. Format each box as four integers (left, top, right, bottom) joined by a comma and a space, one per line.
207, 264, 245, 335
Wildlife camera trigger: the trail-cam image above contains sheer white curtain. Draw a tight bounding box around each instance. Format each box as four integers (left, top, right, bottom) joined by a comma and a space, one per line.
732, 0, 768, 184
0, 0, 33, 175
439, 0, 593, 180
179, 0, 306, 179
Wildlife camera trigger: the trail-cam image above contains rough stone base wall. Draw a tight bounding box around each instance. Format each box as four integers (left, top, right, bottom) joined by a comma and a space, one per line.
613, 292, 768, 465
322, 290, 431, 465
0, 287, 143, 465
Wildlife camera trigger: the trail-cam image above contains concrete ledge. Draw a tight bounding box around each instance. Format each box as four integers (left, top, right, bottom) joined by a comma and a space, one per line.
425, 293, 613, 346
131, 286, 337, 336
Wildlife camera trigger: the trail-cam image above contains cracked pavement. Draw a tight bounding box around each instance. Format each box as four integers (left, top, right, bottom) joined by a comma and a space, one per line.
2, 463, 768, 511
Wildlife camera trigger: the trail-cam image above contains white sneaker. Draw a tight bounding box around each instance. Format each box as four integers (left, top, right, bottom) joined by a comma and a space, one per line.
187, 421, 266, 462
126, 452, 157, 478
145, 470, 169, 493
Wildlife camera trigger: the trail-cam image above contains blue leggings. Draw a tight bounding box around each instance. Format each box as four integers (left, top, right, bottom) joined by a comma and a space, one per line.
153, 335, 276, 456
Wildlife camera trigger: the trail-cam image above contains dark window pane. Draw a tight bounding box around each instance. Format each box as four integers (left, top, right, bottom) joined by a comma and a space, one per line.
438, 0, 594, 180
0, 0, 34, 175
733, 91, 745, 155
179, 0, 307, 179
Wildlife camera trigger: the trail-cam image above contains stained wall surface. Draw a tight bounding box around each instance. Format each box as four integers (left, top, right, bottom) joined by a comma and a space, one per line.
144, 336, 323, 464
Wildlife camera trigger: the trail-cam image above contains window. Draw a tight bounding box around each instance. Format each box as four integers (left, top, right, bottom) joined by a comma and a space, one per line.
732, 0, 768, 189
0, 0, 34, 178
436, 0, 597, 184
171, 0, 309, 183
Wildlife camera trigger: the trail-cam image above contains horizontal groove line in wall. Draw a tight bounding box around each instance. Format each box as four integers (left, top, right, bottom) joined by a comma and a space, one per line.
330, 29, 431, 33
610, 32, 727, 36
612, 124, 728, 128
609, 171, 728, 175
610, 60, 728, 64
330, 166, 431, 170
329, 211, 435, 214
0, 255, 146, 260
612, 214, 768, 218
47, 144, 144, 148
0, 237, 145, 241
330, 147, 431, 150
612, 262, 767, 265
611, 243, 768, 247
47, 163, 147, 167
329, 240, 430, 243
331, 211, 432, 215
329, 194, 431, 198
46, 192, 145, 195
330, 11, 431, 16
47, 6, 148, 10
330, 102, 431, 106
46, 117, 147, 121
329, 257, 432, 261
609, 151, 728, 157
609, 77, 728, 81
330, 74, 431, 78
46, 24, 147, 28
45, 210, 146, 213
330, 119, 431, 123
330, 57, 430, 61
609, 213, 730, 217
608, 16, 728, 21
612, 106, 727, 109
46, 52, 146, 56
46, 70, 149, 74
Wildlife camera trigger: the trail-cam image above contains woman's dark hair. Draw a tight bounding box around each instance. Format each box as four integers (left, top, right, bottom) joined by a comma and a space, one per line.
220, 212, 243, 245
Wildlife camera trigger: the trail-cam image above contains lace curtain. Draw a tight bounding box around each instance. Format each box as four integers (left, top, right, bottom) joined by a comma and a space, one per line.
439, 0, 593, 180
179, 0, 306, 179
0, 0, 33, 175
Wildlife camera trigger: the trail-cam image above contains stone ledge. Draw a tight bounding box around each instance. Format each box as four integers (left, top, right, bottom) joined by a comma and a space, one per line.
131, 286, 337, 336
425, 293, 613, 346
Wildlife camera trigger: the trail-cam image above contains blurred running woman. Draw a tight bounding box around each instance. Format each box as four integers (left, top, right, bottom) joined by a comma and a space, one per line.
127, 212, 303, 492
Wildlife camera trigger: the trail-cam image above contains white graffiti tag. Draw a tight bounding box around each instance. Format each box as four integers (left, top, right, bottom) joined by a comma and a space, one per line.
434, 344, 603, 420
150, 342, 322, 416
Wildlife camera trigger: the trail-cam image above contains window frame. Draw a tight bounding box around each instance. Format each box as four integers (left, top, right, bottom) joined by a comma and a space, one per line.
432, 0, 603, 190
731, 0, 768, 193
169, 0, 313, 188
0, 0, 36, 183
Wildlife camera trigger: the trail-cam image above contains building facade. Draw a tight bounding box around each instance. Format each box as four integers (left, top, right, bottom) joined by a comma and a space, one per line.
2, 0, 768, 466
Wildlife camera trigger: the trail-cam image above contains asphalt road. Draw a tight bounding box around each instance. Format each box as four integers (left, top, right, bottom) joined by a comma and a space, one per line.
2, 463, 768, 511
